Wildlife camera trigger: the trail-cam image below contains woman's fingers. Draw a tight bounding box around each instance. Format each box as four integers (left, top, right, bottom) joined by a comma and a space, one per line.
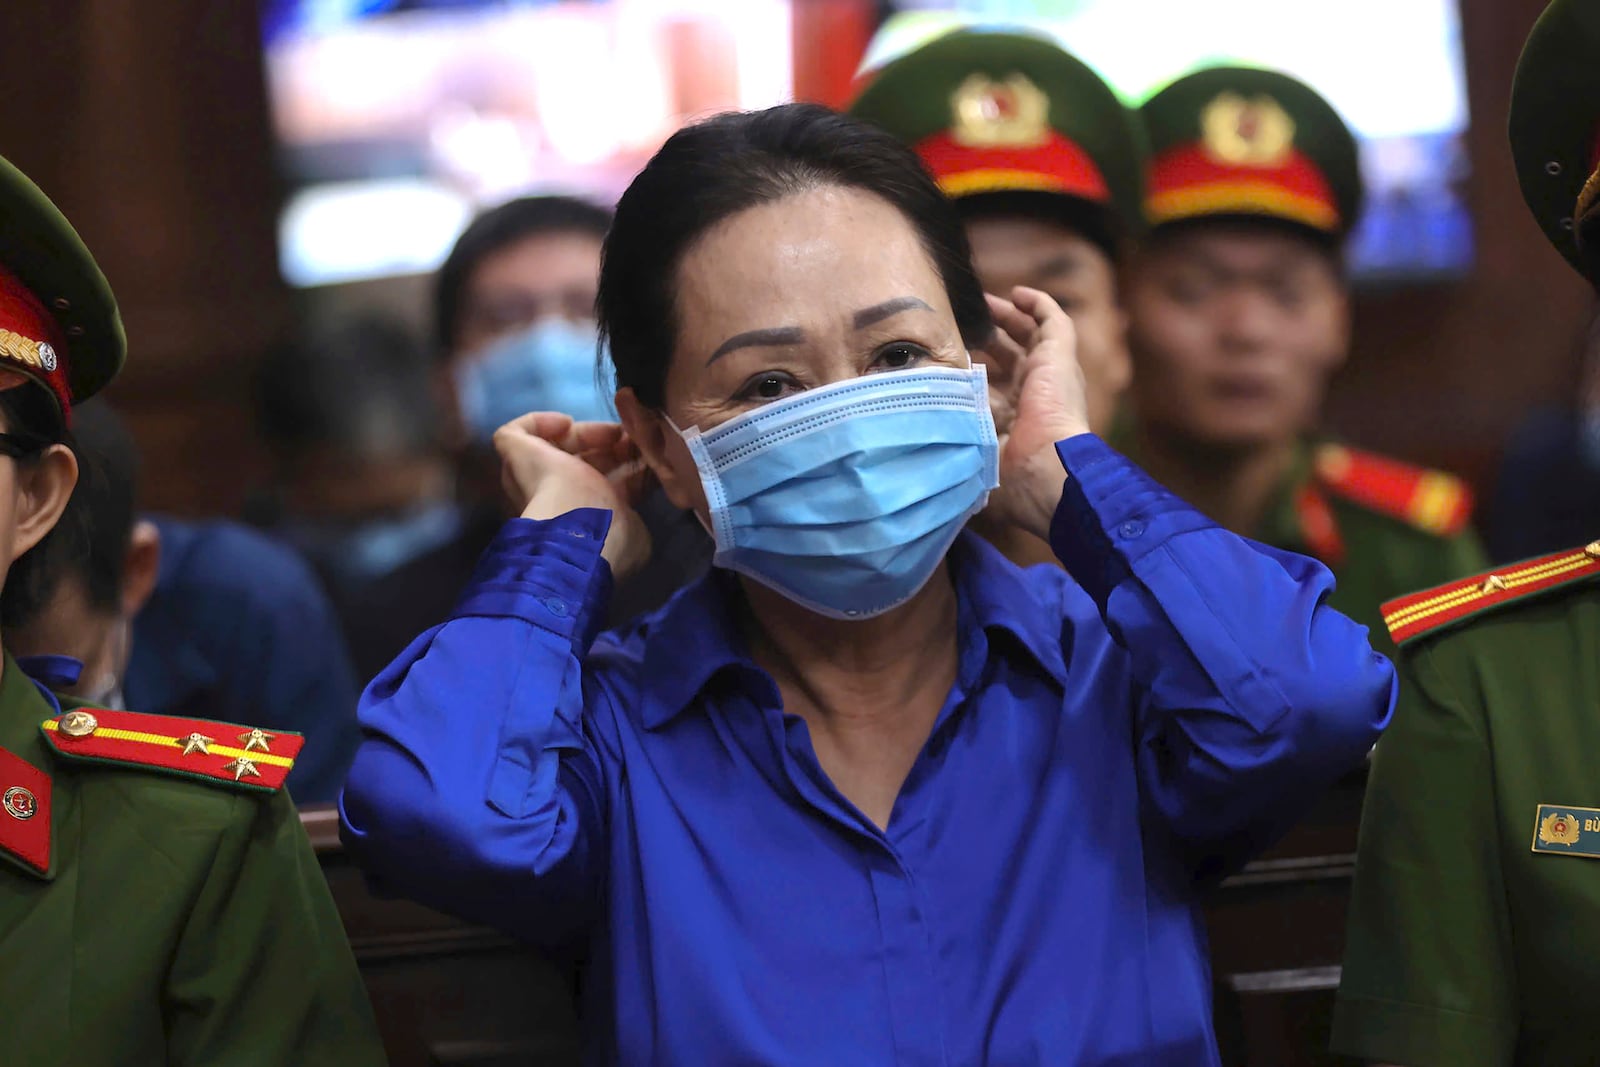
986, 291, 1042, 353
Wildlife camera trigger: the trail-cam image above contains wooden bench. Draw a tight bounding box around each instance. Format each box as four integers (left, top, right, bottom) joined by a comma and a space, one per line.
303, 807, 582, 1067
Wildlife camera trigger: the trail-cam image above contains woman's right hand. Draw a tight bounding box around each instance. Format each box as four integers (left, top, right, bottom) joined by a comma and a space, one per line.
494, 412, 653, 578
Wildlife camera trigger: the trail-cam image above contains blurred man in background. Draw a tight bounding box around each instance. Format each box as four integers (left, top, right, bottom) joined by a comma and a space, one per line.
10, 403, 362, 802
1487, 309, 1600, 561
849, 28, 1145, 568
253, 314, 464, 679
331, 196, 711, 673
1122, 66, 1487, 651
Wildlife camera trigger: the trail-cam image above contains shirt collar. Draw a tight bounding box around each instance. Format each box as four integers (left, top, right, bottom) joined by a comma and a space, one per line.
635, 530, 1069, 730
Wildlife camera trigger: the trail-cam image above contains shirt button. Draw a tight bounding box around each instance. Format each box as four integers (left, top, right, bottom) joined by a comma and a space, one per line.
1118, 519, 1146, 540
542, 598, 569, 617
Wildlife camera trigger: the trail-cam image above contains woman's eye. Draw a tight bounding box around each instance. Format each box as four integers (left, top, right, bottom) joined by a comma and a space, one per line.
873, 343, 930, 371
736, 373, 799, 402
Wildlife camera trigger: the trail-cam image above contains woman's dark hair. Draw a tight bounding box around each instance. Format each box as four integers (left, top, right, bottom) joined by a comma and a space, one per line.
0, 383, 78, 628
597, 103, 992, 409
434, 194, 614, 355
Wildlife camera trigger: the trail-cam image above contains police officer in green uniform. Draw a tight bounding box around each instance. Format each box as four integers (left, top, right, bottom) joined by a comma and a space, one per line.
848, 29, 1145, 567
1122, 67, 1487, 650
1332, 3, 1600, 1062
0, 155, 386, 1064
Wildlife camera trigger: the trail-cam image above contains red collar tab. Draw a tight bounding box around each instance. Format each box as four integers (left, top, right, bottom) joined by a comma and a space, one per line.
0, 260, 70, 420
0, 744, 51, 877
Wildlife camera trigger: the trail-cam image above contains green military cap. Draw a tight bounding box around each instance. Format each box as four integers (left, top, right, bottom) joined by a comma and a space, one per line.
1140, 66, 1363, 240
847, 30, 1147, 248
1509, 0, 1600, 285
0, 153, 124, 423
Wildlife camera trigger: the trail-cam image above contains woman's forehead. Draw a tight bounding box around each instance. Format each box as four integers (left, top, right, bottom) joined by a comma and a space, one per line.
674, 187, 951, 335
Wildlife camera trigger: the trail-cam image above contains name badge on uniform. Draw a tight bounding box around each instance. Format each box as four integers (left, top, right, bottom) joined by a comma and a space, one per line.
1531, 805, 1600, 857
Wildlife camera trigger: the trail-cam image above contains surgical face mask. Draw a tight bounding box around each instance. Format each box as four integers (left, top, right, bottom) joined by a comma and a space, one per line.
454, 318, 613, 442
671, 363, 1000, 620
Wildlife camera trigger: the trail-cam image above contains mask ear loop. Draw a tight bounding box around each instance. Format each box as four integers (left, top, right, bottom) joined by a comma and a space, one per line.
662, 413, 722, 545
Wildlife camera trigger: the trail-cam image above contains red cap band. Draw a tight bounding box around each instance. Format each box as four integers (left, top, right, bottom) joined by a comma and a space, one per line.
0, 261, 69, 419
914, 130, 1111, 203
1146, 142, 1341, 233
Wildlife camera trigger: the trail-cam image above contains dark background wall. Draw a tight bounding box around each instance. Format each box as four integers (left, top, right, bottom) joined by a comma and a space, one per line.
0, 0, 1585, 516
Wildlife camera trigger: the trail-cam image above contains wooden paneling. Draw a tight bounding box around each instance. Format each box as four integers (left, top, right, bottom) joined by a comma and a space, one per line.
0, 0, 287, 514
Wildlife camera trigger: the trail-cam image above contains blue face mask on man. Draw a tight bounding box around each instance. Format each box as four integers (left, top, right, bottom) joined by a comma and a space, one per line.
672, 363, 1000, 620
454, 318, 614, 442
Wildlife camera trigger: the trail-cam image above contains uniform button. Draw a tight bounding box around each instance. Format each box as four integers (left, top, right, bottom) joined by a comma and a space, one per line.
1584, 540, 1600, 560
543, 597, 569, 617
52, 296, 70, 311
1118, 520, 1146, 540
59, 710, 98, 737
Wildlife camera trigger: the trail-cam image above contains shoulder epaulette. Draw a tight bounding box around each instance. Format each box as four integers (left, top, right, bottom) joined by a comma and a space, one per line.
1313, 443, 1474, 536
1382, 541, 1600, 646
39, 708, 302, 794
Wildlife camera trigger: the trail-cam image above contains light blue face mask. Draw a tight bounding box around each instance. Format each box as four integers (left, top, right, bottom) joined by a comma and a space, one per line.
672, 364, 1000, 620
455, 318, 614, 442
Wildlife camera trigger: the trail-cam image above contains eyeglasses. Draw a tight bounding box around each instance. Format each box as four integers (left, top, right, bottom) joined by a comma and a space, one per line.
0, 432, 50, 459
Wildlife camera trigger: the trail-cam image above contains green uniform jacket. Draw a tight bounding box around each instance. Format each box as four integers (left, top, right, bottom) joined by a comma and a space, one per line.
1111, 425, 1488, 653
0, 655, 386, 1066
1332, 546, 1600, 1065
1254, 442, 1489, 657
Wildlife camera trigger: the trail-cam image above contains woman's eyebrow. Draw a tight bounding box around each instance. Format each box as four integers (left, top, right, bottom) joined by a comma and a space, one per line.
853, 296, 934, 330
707, 326, 806, 365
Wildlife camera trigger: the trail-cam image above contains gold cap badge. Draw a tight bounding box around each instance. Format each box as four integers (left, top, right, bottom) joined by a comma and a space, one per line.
1202, 91, 1296, 167
951, 73, 1050, 149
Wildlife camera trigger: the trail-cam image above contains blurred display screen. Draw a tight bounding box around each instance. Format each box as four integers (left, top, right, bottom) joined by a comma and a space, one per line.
263, 0, 794, 286
264, 0, 1470, 287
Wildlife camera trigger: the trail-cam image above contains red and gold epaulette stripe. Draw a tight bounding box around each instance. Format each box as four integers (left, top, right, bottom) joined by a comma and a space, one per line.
39, 708, 301, 793
1382, 541, 1600, 645
1313, 443, 1474, 536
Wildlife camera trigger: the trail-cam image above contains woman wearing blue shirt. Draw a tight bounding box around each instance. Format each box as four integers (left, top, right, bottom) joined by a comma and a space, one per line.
341, 104, 1394, 1066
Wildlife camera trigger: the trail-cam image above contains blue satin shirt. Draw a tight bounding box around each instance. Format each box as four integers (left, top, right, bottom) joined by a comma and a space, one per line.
341, 435, 1394, 1066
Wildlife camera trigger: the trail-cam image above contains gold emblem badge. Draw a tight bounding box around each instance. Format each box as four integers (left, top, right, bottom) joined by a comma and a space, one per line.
238, 728, 275, 754
222, 757, 262, 782
1202, 91, 1296, 167
1585, 540, 1600, 560
950, 73, 1050, 149
176, 732, 215, 756
58, 710, 98, 738
1539, 811, 1581, 846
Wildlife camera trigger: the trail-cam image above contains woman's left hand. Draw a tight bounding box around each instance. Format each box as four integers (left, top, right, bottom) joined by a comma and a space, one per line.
976, 287, 1092, 542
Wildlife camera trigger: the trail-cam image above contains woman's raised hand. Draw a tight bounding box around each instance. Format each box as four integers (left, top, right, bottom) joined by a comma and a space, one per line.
977, 287, 1092, 541
493, 412, 653, 576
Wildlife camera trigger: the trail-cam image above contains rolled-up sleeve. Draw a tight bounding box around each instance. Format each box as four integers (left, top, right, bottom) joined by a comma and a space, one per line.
340, 508, 617, 947
1051, 435, 1396, 876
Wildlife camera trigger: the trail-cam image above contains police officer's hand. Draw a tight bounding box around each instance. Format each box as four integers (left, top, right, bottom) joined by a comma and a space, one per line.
977, 287, 1091, 542
494, 412, 653, 577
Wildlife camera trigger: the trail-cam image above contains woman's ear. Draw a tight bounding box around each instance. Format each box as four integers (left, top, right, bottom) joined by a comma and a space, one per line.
615, 388, 703, 513
10, 443, 77, 563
